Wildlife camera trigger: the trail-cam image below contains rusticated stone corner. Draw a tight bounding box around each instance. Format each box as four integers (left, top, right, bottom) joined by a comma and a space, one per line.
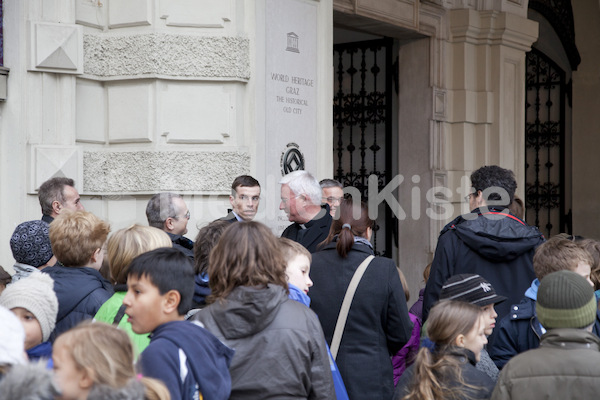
84, 33, 250, 80
83, 150, 250, 193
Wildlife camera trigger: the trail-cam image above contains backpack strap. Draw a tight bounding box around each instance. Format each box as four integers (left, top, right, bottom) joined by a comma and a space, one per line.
112, 303, 127, 326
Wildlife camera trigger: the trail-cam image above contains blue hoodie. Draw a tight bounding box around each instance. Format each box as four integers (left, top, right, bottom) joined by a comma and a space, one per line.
138, 320, 234, 400
288, 284, 350, 400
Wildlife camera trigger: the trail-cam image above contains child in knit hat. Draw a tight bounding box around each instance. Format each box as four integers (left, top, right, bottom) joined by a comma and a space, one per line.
0, 272, 58, 363
10, 220, 56, 282
492, 270, 600, 399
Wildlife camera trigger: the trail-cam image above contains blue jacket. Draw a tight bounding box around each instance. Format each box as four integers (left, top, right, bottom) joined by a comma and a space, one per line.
192, 272, 211, 308
27, 341, 53, 369
45, 265, 113, 342
288, 284, 349, 400
138, 320, 234, 400
490, 279, 600, 369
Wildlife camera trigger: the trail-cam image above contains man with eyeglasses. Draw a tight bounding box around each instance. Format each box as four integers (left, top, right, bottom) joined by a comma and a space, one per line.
422, 165, 544, 347
319, 179, 344, 218
280, 170, 332, 253
226, 175, 261, 222
146, 192, 194, 258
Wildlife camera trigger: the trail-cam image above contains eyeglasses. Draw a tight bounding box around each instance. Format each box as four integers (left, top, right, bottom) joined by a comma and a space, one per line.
464, 191, 480, 203
281, 195, 302, 204
173, 210, 190, 220
239, 194, 260, 203
324, 196, 343, 205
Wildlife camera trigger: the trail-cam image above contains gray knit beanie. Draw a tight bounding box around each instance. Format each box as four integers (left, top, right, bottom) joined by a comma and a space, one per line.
537, 270, 597, 330
10, 220, 54, 268
0, 272, 58, 342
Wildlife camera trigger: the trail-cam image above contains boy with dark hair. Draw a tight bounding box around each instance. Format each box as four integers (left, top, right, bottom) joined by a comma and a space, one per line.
123, 247, 233, 400
490, 236, 599, 369
492, 270, 600, 399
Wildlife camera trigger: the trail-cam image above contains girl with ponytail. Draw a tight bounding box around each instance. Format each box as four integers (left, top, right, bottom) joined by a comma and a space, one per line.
309, 198, 414, 400
395, 300, 494, 400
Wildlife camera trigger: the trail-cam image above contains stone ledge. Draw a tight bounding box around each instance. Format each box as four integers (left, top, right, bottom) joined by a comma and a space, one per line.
83, 150, 250, 193
84, 33, 250, 80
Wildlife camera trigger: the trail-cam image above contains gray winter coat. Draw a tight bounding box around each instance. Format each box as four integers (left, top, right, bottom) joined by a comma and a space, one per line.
193, 284, 335, 400
492, 329, 600, 400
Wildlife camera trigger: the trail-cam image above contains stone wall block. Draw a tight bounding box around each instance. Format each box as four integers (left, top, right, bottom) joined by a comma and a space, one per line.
83, 150, 250, 193
84, 33, 250, 80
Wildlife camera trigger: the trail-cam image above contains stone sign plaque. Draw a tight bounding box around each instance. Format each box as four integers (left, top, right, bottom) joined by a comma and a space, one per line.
265, 0, 318, 234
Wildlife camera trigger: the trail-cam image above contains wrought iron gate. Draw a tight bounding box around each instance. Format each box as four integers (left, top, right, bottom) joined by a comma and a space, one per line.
524, 48, 566, 237
333, 38, 393, 256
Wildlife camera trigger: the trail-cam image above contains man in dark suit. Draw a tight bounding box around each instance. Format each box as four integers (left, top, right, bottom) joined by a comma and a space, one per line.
225, 175, 261, 223
280, 170, 332, 253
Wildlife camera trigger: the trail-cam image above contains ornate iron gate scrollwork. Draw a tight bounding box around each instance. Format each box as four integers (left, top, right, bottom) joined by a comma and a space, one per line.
525, 48, 566, 237
333, 38, 393, 256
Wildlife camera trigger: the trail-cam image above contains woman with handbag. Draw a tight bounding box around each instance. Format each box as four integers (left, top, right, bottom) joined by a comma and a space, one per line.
309, 198, 413, 400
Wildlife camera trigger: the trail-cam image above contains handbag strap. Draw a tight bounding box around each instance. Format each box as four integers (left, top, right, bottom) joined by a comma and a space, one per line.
330, 255, 374, 360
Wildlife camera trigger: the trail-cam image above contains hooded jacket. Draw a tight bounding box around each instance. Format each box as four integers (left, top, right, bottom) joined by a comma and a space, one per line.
489, 279, 600, 369
193, 284, 335, 400
138, 320, 234, 400
44, 264, 113, 342
423, 207, 544, 344
492, 329, 600, 400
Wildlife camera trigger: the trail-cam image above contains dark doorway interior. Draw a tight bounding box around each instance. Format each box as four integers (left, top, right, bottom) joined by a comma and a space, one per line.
333, 37, 394, 256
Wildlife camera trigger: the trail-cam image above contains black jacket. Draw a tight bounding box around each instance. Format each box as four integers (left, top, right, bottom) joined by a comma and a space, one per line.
309, 241, 413, 400
167, 232, 194, 259
395, 347, 494, 400
423, 207, 544, 345
281, 205, 332, 253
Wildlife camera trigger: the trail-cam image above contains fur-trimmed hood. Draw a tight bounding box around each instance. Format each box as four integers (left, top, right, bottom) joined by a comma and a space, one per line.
0, 361, 58, 400
87, 380, 146, 400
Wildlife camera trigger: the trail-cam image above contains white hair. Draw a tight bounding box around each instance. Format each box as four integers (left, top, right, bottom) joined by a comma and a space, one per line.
280, 171, 322, 205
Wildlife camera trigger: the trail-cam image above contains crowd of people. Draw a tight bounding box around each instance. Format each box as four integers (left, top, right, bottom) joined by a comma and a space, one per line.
2, 165, 600, 399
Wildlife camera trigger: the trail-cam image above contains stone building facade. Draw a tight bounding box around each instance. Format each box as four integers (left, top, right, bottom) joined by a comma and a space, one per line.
1, 0, 598, 295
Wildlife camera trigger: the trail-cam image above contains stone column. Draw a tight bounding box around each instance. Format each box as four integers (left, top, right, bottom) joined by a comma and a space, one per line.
442, 8, 538, 211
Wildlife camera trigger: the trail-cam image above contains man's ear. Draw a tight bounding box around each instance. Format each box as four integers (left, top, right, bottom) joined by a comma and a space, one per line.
51, 200, 62, 215
229, 195, 235, 207
164, 217, 174, 232
163, 290, 181, 314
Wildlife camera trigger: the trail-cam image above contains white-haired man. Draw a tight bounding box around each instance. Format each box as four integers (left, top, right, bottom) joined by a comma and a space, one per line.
280, 171, 332, 253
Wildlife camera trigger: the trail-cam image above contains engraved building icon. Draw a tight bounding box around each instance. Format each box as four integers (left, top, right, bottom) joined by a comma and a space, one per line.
286, 32, 299, 53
